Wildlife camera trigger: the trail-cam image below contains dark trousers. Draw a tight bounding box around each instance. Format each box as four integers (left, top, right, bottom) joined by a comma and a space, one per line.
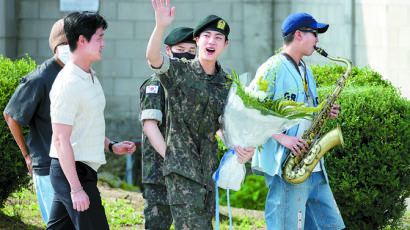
47, 158, 109, 230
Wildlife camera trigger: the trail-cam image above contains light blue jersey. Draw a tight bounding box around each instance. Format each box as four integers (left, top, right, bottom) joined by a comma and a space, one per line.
250, 54, 329, 183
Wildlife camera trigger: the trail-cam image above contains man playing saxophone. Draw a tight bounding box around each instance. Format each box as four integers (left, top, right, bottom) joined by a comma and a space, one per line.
249, 12, 345, 229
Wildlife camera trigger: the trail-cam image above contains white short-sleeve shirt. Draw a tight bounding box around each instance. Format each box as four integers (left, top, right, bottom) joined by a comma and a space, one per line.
49, 61, 106, 171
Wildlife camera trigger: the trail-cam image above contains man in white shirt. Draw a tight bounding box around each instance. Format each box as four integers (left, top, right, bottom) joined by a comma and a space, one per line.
47, 11, 136, 230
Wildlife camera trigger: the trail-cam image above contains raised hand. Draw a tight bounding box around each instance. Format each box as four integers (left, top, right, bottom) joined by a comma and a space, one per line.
152, 0, 175, 28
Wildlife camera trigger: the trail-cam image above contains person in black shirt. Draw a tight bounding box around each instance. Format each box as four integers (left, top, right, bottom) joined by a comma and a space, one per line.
3, 18, 69, 224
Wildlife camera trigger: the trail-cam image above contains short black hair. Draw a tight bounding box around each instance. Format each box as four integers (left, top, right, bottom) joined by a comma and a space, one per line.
64, 11, 108, 52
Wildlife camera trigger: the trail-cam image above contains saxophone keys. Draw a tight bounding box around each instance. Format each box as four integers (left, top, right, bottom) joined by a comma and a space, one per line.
298, 168, 306, 175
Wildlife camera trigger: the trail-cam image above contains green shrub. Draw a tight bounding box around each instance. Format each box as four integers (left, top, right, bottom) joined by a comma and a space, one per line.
218, 174, 268, 211
320, 84, 409, 229
311, 63, 393, 88
0, 55, 37, 208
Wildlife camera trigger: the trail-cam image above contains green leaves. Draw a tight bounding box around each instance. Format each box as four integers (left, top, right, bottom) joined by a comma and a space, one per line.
322, 84, 409, 229
229, 70, 322, 120
218, 174, 269, 211
0, 55, 36, 208
311, 63, 393, 88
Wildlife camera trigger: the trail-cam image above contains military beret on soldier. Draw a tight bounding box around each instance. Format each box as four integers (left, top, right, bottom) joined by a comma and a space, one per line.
164, 27, 195, 46
193, 14, 230, 39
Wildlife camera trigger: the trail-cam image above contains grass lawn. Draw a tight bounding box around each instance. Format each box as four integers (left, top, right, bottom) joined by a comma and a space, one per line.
0, 181, 266, 230
1, 180, 408, 230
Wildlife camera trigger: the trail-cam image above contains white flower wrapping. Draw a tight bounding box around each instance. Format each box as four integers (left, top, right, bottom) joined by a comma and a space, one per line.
222, 83, 304, 149
215, 76, 308, 191
213, 150, 245, 191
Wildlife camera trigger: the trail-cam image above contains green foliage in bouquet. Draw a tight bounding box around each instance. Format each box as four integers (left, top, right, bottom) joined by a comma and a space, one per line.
229, 70, 323, 120
0, 55, 37, 208
216, 135, 229, 162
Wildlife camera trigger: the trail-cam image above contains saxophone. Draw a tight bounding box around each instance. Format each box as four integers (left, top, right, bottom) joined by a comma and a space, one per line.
282, 46, 352, 184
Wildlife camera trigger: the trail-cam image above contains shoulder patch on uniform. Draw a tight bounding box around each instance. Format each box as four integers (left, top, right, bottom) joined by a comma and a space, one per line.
146, 85, 159, 94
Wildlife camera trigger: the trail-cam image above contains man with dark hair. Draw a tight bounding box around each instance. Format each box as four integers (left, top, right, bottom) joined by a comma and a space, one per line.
47, 11, 136, 229
249, 12, 345, 229
146, 0, 254, 228
140, 26, 196, 229
3, 18, 68, 225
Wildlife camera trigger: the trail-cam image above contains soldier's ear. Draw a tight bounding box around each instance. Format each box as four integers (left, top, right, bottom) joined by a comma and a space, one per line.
165, 45, 172, 57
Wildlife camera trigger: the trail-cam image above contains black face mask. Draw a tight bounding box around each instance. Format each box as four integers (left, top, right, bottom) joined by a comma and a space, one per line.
171, 51, 196, 60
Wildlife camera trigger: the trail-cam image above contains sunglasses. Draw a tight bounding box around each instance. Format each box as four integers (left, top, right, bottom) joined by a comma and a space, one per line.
299, 29, 318, 38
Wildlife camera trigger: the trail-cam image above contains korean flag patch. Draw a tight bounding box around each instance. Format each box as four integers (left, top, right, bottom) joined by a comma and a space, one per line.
146, 85, 159, 94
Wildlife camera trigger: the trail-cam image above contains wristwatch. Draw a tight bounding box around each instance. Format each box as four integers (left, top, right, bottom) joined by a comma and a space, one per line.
108, 140, 118, 153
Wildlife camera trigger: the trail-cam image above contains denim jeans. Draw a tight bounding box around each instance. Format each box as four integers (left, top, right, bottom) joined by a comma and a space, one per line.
33, 173, 54, 224
264, 172, 345, 230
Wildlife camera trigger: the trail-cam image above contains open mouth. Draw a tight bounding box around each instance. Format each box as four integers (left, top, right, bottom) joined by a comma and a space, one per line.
206, 47, 215, 55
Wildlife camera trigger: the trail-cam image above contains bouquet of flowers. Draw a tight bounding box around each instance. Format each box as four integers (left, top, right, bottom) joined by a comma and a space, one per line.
222, 71, 322, 149
216, 71, 323, 190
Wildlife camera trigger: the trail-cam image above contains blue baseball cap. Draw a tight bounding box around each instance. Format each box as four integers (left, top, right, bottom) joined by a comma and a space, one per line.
282, 12, 329, 36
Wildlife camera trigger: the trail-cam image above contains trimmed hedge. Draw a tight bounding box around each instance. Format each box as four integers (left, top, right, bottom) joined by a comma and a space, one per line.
311, 63, 393, 88
322, 84, 409, 229
0, 55, 37, 208
316, 64, 409, 229
218, 64, 409, 229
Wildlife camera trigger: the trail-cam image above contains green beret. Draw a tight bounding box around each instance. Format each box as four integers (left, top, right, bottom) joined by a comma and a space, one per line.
193, 15, 230, 39
164, 27, 195, 46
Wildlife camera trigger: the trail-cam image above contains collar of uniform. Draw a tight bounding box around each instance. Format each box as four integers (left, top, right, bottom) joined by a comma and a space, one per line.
66, 61, 95, 81
191, 58, 224, 81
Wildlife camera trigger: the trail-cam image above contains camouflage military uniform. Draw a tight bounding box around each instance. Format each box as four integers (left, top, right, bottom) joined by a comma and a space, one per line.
139, 74, 172, 229
151, 56, 231, 229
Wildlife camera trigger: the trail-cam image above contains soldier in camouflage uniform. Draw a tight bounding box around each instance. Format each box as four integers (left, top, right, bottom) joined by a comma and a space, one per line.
146, 0, 255, 229
139, 27, 196, 230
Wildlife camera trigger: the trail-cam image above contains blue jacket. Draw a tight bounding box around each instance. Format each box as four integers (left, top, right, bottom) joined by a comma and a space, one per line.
250, 54, 329, 183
